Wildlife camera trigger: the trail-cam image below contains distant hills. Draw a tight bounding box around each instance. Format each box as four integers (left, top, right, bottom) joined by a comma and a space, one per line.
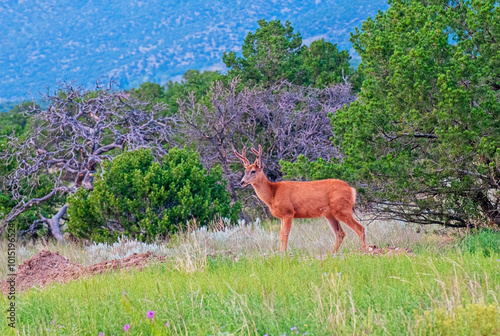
0, 0, 388, 108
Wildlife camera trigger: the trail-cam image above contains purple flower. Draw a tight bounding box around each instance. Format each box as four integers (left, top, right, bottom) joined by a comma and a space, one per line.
165, 322, 169, 327
99, 333, 105, 336
124, 324, 130, 332
147, 311, 155, 319
291, 327, 297, 330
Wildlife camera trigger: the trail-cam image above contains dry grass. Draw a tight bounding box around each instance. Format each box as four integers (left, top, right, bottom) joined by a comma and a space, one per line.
0, 215, 454, 278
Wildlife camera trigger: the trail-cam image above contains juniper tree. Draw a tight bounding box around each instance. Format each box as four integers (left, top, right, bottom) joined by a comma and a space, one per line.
282, 0, 500, 228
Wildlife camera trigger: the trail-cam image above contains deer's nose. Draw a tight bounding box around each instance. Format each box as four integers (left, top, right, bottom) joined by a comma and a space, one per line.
240, 180, 245, 186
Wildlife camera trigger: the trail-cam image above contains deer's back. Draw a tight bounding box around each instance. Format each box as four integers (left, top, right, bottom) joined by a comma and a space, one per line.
267, 179, 354, 219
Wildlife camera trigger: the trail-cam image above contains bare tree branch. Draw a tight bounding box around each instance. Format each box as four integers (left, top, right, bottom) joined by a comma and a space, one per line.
1, 80, 178, 239
178, 78, 355, 214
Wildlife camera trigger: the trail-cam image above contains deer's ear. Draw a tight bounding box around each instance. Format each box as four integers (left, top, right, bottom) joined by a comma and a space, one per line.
254, 159, 262, 169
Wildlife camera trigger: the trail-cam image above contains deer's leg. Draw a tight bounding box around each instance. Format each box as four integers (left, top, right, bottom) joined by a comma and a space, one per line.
325, 214, 345, 253
281, 216, 293, 252
333, 211, 367, 253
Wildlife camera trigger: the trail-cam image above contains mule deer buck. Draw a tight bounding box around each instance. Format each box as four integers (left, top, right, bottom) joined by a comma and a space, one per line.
235, 145, 367, 253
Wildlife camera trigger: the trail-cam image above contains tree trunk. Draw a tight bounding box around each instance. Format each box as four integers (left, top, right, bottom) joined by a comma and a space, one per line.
47, 204, 69, 242
475, 191, 500, 228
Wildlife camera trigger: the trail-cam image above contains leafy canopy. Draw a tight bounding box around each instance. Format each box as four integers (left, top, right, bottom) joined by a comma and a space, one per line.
223, 19, 356, 88
130, 70, 219, 115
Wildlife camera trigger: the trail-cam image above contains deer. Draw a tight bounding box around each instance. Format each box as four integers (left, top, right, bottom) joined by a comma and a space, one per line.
234, 145, 367, 253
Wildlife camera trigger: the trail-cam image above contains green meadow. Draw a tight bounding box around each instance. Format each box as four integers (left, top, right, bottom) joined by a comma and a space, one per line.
2, 222, 499, 336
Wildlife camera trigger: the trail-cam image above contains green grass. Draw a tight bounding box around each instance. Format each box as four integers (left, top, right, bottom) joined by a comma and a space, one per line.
458, 229, 500, 257
2, 247, 500, 335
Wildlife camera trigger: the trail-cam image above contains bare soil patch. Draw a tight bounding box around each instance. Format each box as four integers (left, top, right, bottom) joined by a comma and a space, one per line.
366, 244, 414, 256
0, 250, 164, 294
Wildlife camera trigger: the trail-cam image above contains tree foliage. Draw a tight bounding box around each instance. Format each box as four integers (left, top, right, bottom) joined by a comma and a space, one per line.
223, 19, 356, 89
303, 39, 360, 89
0, 102, 32, 135
130, 70, 219, 115
67, 148, 240, 242
164, 70, 220, 114
283, 0, 500, 228
130, 82, 166, 104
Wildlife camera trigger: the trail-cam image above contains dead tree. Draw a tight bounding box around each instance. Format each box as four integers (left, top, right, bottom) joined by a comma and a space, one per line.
178, 78, 355, 213
0, 81, 177, 241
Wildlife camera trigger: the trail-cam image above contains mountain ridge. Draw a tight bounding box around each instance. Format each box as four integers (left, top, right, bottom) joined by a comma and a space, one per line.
0, 0, 388, 103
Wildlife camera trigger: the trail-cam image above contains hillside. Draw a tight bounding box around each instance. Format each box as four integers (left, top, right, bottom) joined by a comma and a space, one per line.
0, 0, 387, 104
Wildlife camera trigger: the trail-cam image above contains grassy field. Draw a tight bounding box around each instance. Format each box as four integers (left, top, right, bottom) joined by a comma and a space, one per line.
2, 219, 500, 335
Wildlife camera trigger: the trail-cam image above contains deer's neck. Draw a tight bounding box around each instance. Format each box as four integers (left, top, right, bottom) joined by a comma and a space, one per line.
251, 175, 275, 208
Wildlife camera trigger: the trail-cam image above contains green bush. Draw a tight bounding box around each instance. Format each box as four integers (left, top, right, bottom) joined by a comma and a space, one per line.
67, 148, 240, 242
459, 229, 500, 257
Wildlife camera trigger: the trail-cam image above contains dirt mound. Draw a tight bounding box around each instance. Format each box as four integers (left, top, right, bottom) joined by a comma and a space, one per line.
86, 251, 164, 274
367, 245, 414, 256
0, 250, 164, 294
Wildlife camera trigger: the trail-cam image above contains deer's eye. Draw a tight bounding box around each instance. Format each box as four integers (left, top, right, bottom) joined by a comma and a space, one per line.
251, 170, 256, 174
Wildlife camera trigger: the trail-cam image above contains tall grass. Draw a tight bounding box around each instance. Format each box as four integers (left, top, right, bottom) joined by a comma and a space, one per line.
1, 219, 499, 335
1, 216, 436, 277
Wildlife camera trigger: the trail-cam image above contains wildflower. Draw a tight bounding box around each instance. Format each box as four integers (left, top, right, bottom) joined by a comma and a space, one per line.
291, 327, 297, 330
124, 324, 130, 332
165, 323, 169, 327
147, 311, 155, 319
99, 333, 105, 336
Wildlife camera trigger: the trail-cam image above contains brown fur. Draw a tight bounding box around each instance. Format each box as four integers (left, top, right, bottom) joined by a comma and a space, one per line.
235, 146, 367, 253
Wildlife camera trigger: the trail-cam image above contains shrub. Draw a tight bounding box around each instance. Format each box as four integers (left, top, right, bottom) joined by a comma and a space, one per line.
68, 148, 240, 242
